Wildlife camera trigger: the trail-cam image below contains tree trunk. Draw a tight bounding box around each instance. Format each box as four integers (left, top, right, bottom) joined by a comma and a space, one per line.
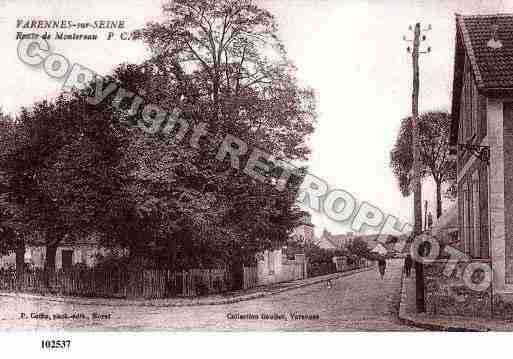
230, 247, 244, 291
163, 235, 178, 297
230, 260, 243, 291
15, 242, 25, 272
45, 244, 57, 272
15, 239, 25, 291
45, 229, 65, 273
436, 180, 442, 219
212, 74, 221, 121
168, 236, 177, 272
128, 228, 148, 270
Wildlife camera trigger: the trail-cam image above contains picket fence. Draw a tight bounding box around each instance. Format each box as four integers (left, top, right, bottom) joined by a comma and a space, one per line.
0, 268, 238, 299
0, 261, 372, 299
243, 266, 258, 289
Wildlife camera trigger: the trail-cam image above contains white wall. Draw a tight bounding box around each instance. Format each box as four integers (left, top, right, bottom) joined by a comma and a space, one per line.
487, 99, 510, 293
256, 249, 307, 285
0, 245, 126, 270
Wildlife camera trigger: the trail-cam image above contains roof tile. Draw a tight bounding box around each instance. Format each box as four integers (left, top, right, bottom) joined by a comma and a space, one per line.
460, 14, 513, 89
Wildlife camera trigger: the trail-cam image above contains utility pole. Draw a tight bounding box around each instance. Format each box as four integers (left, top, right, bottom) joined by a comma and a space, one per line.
405, 22, 431, 313
424, 200, 428, 231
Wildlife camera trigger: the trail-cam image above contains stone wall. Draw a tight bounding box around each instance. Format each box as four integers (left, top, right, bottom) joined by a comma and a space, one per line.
424, 260, 492, 317
492, 293, 513, 319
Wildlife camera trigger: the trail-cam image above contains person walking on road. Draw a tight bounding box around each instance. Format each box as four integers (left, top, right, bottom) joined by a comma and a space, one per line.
404, 254, 413, 278
377, 258, 387, 280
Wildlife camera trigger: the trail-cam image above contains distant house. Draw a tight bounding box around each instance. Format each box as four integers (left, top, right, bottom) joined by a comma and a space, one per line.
370, 243, 388, 256
347, 234, 406, 257
289, 214, 316, 247
449, 13, 513, 305
316, 231, 362, 272
315, 230, 354, 250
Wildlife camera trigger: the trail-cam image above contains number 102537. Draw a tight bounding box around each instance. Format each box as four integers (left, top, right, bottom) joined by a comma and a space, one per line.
41, 339, 71, 349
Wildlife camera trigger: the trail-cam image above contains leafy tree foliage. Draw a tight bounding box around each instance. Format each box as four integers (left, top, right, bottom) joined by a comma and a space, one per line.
0, 110, 20, 258
346, 238, 375, 260
113, 0, 316, 269
137, 0, 316, 160
390, 111, 456, 218
0, 96, 132, 271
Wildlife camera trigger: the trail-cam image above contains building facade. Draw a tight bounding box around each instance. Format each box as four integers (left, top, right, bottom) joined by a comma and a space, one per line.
449, 13, 513, 314
315, 230, 354, 250
0, 235, 126, 271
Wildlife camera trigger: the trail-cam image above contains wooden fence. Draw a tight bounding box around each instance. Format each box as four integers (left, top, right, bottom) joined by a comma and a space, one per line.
0, 268, 235, 299
243, 266, 258, 289
0, 261, 373, 299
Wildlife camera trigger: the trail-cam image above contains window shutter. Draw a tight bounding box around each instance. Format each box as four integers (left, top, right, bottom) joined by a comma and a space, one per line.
467, 180, 474, 257
458, 182, 464, 250
478, 95, 487, 141
479, 164, 489, 258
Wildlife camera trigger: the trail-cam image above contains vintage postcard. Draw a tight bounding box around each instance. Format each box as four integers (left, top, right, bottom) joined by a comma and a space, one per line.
0, 0, 513, 349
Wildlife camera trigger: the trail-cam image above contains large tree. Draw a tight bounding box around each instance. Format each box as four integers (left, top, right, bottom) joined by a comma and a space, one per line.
390, 111, 456, 219
108, 0, 316, 273
104, 61, 308, 273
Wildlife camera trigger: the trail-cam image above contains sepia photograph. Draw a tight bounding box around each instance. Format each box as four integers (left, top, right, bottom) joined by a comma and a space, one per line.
1, 0, 513, 355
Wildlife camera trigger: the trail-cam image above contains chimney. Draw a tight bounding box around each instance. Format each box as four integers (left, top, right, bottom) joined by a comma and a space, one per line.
487, 23, 503, 49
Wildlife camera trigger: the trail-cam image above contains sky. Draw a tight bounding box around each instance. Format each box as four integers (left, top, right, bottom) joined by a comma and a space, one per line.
0, 0, 512, 236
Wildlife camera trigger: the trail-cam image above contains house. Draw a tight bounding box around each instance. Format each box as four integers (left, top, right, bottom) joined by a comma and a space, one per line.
314, 230, 353, 272
448, 13, 513, 315
370, 243, 388, 256
315, 230, 354, 250
0, 233, 126, 271
256, 213, 314, 285
289, 214, 316, 247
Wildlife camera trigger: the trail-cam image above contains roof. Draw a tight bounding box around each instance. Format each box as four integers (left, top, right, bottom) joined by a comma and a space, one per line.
329, 234, 351, 248
458, 14, 513, 90
316, 231, 352, 249
357, 235, 406, 254
450, 13, 513, 144
370, 243, 388, 255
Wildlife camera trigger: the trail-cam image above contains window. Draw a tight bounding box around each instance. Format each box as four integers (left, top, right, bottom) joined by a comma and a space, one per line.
479, 165, 490, 259
471, 171, 480, 258
461, 67, 467, 140
472, 82, 479, 138
467, 64, 473, 139
460, 57, 478, 145
462, 188, 469, 254
461, 170, 485, 258
466, 180, 474, 257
